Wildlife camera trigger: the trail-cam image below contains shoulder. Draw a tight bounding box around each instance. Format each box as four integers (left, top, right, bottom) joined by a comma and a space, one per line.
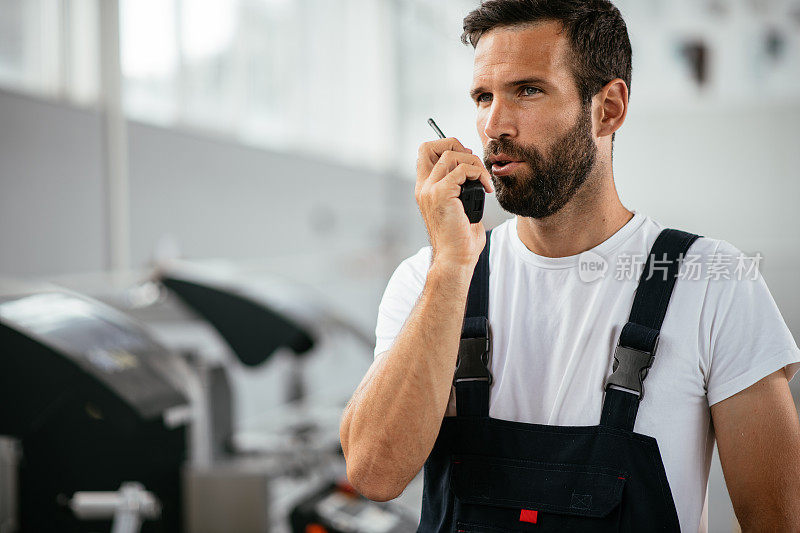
378, 245, 432, 312
389, 245, 433, 288
639, 216, 732, 261
374, 246, 433, 357
647, 221, 759, 304
676, 230, 757, 282
636, 218, 760, 314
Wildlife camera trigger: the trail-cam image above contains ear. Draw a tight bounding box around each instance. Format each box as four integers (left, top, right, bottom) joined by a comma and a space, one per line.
593, 78, 628, 138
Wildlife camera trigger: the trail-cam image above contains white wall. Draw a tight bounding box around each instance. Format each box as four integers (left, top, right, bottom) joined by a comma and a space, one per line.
0, 88, 391, 278
0, 90, 107, 275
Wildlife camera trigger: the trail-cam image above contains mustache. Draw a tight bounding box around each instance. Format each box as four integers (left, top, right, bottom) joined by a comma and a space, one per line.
483, 138, 535, 167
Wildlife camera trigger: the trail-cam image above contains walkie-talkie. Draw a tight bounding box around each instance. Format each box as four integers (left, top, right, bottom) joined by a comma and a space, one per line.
427, 118, 485, 224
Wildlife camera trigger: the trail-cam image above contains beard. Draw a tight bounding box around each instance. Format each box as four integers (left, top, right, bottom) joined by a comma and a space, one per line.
483, 103, 597, 219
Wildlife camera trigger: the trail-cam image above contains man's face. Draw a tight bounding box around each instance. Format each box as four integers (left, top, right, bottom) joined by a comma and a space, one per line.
471, 22, 598, 219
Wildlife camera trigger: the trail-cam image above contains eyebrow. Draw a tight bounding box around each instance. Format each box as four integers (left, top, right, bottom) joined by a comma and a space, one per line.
469, 77, 551, 100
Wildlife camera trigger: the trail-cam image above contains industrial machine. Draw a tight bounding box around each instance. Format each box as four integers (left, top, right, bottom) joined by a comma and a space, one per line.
0, 282, 189, 532
0, 267, 418, 532
156, 264, 418, 533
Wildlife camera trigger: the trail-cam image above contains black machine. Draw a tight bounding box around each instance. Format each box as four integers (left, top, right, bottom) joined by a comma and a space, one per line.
290, 482, 417, 533
0, 271, 416, 532
0, 286, 189, 532
159, 275, 315, 368
157, 268, 418, 532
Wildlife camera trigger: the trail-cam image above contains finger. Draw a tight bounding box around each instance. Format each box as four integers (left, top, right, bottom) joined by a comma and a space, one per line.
416, 138, 472, 183
462, 160, 494, 194
434, 153, 494, 194
478, 167, 494, 194
435, 163, 486, 195
428, 151, 487, 186
427, 164, 470, 205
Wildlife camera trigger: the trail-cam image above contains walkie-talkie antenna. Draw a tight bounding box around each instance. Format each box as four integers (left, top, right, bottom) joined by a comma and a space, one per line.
427, 118, 446, 139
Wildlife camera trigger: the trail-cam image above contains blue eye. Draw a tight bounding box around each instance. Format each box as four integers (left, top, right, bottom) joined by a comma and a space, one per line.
476, 93, 491, 103
522, 86, 542, 96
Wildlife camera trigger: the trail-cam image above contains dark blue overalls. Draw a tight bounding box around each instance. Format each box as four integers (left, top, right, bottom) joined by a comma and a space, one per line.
418, 228, 700, 532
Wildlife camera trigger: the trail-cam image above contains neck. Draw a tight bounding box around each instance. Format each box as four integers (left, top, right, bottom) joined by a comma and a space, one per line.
515, 167, 633, 258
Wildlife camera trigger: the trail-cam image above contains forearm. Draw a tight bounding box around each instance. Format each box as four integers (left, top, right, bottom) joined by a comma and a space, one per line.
340, 260, 473, 501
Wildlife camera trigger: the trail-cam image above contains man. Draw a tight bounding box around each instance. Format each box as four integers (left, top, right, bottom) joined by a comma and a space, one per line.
340, 1, 800, 531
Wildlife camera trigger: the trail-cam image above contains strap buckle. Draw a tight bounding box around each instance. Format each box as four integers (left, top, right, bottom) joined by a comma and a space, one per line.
454, 327, 492, 385
604, 335, 658, 401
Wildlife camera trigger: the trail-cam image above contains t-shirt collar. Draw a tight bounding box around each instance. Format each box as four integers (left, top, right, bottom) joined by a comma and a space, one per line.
508, 210, 646, 269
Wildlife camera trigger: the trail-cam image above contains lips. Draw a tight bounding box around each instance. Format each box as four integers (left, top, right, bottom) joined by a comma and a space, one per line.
491, 161, 524, 176
488, 152, 522, 173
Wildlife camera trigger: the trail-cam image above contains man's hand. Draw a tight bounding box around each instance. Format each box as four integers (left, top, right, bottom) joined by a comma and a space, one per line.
711, 368, 800, 531
339, 139, 491, 502
415, 138, 493, 267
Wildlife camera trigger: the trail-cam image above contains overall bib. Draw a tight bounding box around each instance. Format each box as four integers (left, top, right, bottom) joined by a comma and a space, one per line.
418, 228, 700, 532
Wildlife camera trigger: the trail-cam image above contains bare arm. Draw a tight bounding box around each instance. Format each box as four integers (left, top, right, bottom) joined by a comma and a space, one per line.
711, 368, 800, 531
340, 260, 472, 501
339, 138, 493, 501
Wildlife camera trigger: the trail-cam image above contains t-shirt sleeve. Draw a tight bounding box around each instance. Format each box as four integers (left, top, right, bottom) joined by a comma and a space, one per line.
702, 240, 800, 406
374, 247, 432, 358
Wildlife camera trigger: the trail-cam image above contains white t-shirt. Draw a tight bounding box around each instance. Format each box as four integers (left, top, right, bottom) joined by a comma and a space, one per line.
374, 211, 800, 533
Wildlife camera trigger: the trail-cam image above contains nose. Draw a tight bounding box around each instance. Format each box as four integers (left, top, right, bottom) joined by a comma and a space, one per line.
482, 96, 518, 140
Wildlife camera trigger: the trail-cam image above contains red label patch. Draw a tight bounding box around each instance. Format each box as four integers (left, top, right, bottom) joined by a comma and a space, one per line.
519, 509, 538, 523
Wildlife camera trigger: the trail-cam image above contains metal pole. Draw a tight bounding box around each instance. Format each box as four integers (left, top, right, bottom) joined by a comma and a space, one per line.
99, 0, 130, 272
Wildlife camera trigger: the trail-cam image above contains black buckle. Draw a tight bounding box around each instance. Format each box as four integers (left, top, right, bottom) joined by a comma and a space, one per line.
454, 335, 492, 385
604, 336, 658, 400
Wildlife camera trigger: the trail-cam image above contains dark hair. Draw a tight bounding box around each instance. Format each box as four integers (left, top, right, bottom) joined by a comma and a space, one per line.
462, 0, 632, 105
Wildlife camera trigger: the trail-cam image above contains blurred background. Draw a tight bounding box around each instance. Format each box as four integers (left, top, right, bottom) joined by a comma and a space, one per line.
0, 0, 798, 532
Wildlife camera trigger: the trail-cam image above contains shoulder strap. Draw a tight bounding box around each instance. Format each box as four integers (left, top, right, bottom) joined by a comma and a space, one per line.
600, 228, 701, 431
464, 232, 491, 321
454, 230, 492, 417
